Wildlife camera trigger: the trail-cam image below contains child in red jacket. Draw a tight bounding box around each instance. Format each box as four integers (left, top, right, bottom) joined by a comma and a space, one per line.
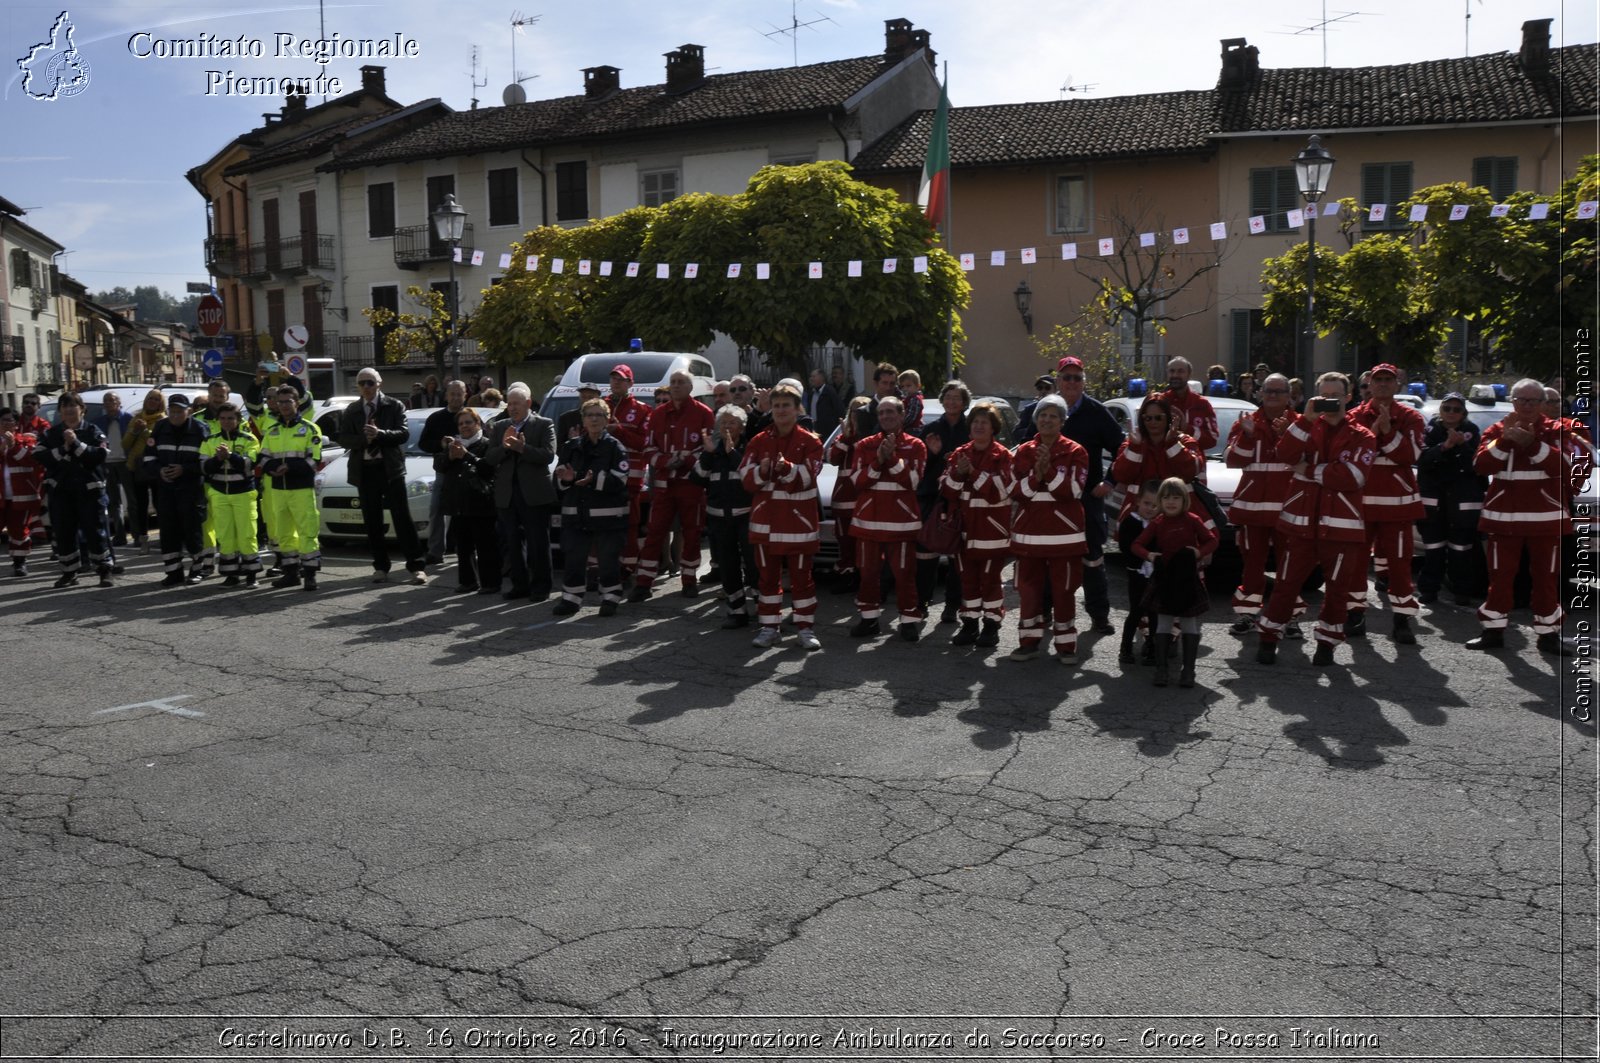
1132, 477, 1219, 687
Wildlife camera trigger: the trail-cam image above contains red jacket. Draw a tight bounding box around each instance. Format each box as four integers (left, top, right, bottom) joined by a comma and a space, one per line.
1131, 510, 1219, 561
1, 431, 42, 503
606, 393, 653, 493
1224, 410, 1293, 527
740, 425, 824, 555
1474, 416, 1570, 536
643, 398, 715, 490
826, 433, 861, 515
939, 440, 1015, 554
849, 430, 926, 541
1161, 387, 1219, 452
1556, 417, 1597, 503
1275, 413, 1376, 543
1111, 431, 1202, 520
1010, 435, 1089, 558
1349, 399, 1425, 521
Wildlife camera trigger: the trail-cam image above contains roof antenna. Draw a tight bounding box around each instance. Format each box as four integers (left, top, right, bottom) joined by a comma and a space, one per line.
762, 0, 832, 66
1059, 74, 1098, 98
509, 11, 540, 100
468, 44, 487, 109
1277, 2, 1366, 66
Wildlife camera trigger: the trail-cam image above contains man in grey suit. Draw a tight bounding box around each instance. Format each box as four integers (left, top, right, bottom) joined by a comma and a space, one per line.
338, 367, 429, 584
482, 384, 556, 601
804, 369, 844, 440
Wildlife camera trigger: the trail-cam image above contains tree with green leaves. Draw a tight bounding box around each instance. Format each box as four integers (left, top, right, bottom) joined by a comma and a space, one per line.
471, 161, 969, 380
1031, 306, 1126, 399
360, 285, 469, 380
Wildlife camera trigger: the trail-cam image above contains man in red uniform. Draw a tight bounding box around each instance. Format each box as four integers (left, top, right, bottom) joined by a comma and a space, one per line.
1467, 378, 1576, 656
848, 395, 927, 641
1010, 395, 1090, 664
1225, 373, 1296, 633
1345, 363, 1426, 644
1256, 372, 1377, 667
740, 384, 826, 651
629, 370, 714, 600
0, 408, 44, 576
17, 394, 51, 438
605, 365, 652, 576
1161, 357, 1219, 453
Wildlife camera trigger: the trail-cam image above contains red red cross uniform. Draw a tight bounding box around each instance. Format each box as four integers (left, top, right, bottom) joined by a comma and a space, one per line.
1474, 416, 1573, 635
940, 440, 1015, 623
606, 392, 653, 570
849, 430, 926, 626
1, 430, 43, 563
1256, 414, 1377, 646
1224, 410, 1294, 615
1348, 398, 1426, 617
1162, 388, 1220, 454
741, 425, 825, 631
825, 432, 861, 575
633, 397, 715, 591
1112, 431, 1203, 521
1011, 435, 1090, 656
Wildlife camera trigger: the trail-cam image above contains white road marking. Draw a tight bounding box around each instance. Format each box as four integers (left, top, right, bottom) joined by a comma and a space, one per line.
94, 695, 205, 719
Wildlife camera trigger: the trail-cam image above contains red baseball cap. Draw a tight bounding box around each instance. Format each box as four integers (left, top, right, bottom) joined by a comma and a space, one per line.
1369, 363, 1399, 378
610, 365, 634, 382
1056, 357, 1084, 374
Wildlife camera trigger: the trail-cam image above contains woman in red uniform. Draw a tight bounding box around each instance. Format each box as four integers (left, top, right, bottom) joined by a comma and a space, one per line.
1009, 395, 1089, 665
1111, 397, 1203, 522
741, 384, 826, 651
940, 402, 1015, 648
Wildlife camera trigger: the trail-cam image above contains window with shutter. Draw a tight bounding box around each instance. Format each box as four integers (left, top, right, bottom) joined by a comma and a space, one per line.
1054, 174, 1088, 233
1470, 157, 1518, 201
555, 162, 588, 221
1230, 309, 1252, 371
1361, 163, 1413, 230
367, 183, 396, 238
487, 168, 519, 226
1249, 167, 1299, 232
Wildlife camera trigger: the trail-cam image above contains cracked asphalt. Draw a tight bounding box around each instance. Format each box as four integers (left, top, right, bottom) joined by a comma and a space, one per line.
1, 545, 1595, 1060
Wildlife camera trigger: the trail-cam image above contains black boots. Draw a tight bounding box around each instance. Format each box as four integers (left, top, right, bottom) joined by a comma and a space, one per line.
1312, 643, 1335, 666
271, 566, 301, 589
1256, 640, 1277, 665
975, 618, 1001, 648
1152, 634, 1173, 686
1178, 634, 1200, 688
1392, 615, 1416, 645
1466, 628, 1504, 651
951, 618, 979, 645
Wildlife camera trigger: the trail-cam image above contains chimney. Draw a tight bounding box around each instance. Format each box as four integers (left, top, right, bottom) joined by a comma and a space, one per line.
1219, 37, 1260, 88
360, 64, 386, 95
282, 88, 307, 122
584, 65, 621, 100
1519, 18, 1552, 76
664, 44, 705, 94
883, 18, 914, 65
909, 28, 935, 69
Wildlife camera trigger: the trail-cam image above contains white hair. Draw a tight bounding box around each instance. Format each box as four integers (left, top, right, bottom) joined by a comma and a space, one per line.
507, 385, 532, 402
1511, 377, 1544, 398
777, 377, 803, 392
1034, 394, 1069, 419
718, 404, 748, 425
357, 367, 383, 384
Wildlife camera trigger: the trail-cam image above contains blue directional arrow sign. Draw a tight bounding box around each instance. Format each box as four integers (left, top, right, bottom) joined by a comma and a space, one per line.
201, 349, 224, 378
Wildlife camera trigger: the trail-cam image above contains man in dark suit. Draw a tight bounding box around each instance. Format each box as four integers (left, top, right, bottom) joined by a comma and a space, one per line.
338, 367, 429, 584
482, 384, 557, 601
804, 369, 844, 440
1053, 356, 1125, 633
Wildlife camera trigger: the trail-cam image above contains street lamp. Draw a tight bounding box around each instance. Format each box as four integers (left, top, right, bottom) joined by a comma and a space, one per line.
1013, 279, 1034, 335
431, 192, 468, 378
314, 279, 346, 320
1293, 134, 1335, 381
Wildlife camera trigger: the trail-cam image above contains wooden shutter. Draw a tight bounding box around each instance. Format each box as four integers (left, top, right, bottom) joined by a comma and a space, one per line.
262, 199, 281, 269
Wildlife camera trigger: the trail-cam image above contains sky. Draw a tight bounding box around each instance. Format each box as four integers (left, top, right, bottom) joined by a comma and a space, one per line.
1, 0, 1594, 297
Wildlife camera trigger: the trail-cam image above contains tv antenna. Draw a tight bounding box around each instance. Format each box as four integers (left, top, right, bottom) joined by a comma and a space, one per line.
510, 11, 540, 92
1059, 74, 1098, 98
1276, 2, 1366, 65
762, 1, 832, 66
468, 44, 487, 109
1463, 0, 1481, 55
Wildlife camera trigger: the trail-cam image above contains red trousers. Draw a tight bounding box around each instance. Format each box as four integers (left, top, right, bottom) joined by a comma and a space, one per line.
1258, 538, 1364, 645
957, 551, 1007, 622
755, 545, 817, 630
1479, 533, 1563, 634
1350, 519, 1418, 616
635, 482, 703, 587
1016, 555, 1082, 653
857, 538, 918, 624
621, 488, 645, 569
1231, 523, 1287, 614
2, 498, 39, 560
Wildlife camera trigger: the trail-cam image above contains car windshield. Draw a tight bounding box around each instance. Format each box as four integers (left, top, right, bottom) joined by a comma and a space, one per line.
573, 354, 680, 385
1207, 408, 1245, 459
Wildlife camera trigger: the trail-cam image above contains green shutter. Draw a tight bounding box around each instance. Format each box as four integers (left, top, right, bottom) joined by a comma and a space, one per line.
1249, 169, 1273, 218
1390, 163, 1413, 206
1471, 157, 1492, 190
1231, 309, 1252, 369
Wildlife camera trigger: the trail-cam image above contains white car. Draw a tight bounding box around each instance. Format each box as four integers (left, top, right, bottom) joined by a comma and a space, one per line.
537, 350, 717, 427
1100, 394, 1257, 539
315, 407, 496, 542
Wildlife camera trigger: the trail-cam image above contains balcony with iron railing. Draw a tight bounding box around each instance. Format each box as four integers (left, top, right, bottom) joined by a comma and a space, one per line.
330, 331, 483, 371
204, 235, 243, 278
277, 234, 335, 273
393, 224, 475, 269
736, 345, 851, 388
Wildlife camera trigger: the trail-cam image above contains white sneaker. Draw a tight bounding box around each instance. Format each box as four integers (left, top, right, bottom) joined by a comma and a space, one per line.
797, 629, 822, 652
751, 626, 783, 649
371, 570, 389, 583
411, 570, 430, 585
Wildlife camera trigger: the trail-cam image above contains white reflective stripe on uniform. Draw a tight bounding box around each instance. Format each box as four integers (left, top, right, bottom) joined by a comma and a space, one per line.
767, 489, 817, 501
964, 536, 1010, 550
964, 498, 1009, 509
867, 482, 907, 492
1228, 499, 1280, 512
1287, 422, 1310, 441
1248, 462, 1291, 472
1279, 512, 1311, 525
1011, 531, 1085, 546
1528, 442, 1551, 464
1365, 494, 1420, 506
1494, 470, 1550, 481
1482, 508, 1566, 522
1322, 517, 1364, 530
1121, 448, 1145, 463
851, 518, 921, 533
764, 531, 819, 543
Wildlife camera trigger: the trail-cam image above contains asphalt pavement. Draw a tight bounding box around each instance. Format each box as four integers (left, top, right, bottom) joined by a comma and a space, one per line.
1, 544, 1595, 1061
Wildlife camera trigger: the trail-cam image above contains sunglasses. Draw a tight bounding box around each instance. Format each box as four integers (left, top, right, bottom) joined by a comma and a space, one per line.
358, 380, 378, 387
1057, 374, 1084, 382
1440, 406, 1466, 414
731, 385, 752, 393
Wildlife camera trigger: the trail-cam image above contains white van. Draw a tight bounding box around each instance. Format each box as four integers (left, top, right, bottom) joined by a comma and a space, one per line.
537, 350, 716, 427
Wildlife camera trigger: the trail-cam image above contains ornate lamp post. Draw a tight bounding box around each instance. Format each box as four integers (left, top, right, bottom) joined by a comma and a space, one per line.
430, 193, 468, 378
1293, 135, 1335, 381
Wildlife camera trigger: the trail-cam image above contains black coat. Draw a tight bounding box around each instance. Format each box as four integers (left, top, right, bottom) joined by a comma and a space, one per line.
435, 435, 497, 518
688, 437, 752, 518
556, 433, 630, 533
916, 413, 970, 504
482, 414, 556, 508
337, 393, 410, 484
803, 385, 844, 440
1417, 417, 1485, 512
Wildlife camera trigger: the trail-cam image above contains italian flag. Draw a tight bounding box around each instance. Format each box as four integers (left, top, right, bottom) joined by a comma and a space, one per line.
917, 75, 950, 229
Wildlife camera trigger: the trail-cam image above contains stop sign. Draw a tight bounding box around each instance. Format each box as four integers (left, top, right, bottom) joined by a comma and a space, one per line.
196, 293, 224, 338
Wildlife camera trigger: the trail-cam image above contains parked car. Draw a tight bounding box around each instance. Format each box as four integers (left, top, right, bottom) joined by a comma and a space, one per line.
36, 385, 239, 426
1100, 395, 1257, 541
314, 407, 496, 542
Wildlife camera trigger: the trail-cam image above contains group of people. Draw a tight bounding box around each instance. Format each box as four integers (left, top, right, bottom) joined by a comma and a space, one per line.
1, 353, 1585, 671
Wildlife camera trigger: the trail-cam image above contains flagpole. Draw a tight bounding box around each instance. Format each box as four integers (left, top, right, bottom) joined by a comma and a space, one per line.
941, 62, 954, 383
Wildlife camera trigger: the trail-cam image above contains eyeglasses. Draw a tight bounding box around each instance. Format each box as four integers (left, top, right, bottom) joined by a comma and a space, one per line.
730, 384, 752, 393
1261, 388, 1289, 395
1440, 406, 1466, 414
358, 380, 378, 387
1511, 396, 1543, 404
1057, 374, 1084, 382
